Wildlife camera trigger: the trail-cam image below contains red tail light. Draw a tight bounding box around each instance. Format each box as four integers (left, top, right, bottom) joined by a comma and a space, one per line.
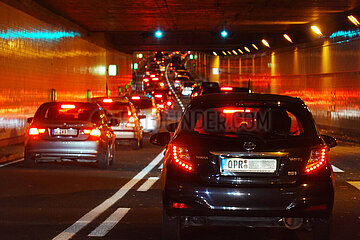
61, 104, 75, 109
221, 86, 233, 91
102, 99, 113, 103
172, 202, 189, 209
146, 71, 150, 75
157, 104, 164, 109
166, 101, 173, 107
305, 148, 327, 174
131, 96, 140, 100
159, 82, 165, 87
150, 74, 155, 78
143, 78, 149, 83
155, 94, 162, 98
174, 80, 180, 83
152, 77, 159, 81
172, 145, 193, 171
29, 127, 46, 135
193, 92, 198, 97
83, 128, 101, 137
126, 116, 136, 128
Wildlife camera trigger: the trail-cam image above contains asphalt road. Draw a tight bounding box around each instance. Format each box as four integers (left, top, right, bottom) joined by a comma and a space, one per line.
0, 71, 359, 240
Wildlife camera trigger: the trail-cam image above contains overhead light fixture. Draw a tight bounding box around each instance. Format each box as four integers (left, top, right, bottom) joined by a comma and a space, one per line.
252, 44, 258, 50
244, 47, 250, 52
311, 25, 323, 36
232, 50, 238, 55
227, 51, 231, 55
283, 34, 293, 43
262, 39, 270, 48
348, 15, 360, 26
154, 30, 163, 38
238, 49, 243, 54
222, 51, 227, 55
221, 30, 228, 38
213, 51, 218, 56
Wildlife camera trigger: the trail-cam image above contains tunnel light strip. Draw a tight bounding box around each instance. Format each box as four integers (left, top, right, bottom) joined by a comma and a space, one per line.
0, 30, 81, 40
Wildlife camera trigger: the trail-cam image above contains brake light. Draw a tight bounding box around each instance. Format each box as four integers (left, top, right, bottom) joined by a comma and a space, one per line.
131, 96, 141, 100
168, 91, 172, 95
159, 82, 165, 87
305, 148, 327, 174
146, 71, 149, 75
166, 101, 173, 107
60, 104, 75, 109
143, 78, 149, 83
102, 99, 113, 103
158, 104, 164, 109
172, 202, 189, 209
172, 145, 193, 171
28, 127, 46, 135
174, 80, 180, 83
221, 86, 233, 91
150, 74, 155, 78
155, 94, 162, 98
193, 92, 198, 97
223, 109, 251, 113
152, 77, 159, 81
83, 128, 101, 137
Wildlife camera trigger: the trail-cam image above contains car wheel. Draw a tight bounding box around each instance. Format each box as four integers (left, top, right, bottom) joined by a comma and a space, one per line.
98, 149, 110, 169
131, 139, 139, 150
162, 209, 180, 240
312, 217, 331, 240
24, 152, 35, 168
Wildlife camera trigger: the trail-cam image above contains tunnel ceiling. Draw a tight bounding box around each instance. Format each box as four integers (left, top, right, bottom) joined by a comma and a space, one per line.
32, 0, 360, 53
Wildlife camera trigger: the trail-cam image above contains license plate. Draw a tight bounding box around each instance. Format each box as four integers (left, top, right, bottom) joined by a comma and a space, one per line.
52, 128, 77, 136
221, 158, 277, 173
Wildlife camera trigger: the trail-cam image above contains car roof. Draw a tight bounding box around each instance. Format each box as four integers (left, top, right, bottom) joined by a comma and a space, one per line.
190, 92, 305, 106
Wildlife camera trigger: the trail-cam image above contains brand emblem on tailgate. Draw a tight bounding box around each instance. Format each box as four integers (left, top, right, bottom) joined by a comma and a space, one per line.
243, 142, 256, 151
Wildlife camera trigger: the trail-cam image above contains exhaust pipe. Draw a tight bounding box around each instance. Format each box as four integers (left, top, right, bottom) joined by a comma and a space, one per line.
283, 218, 303, 230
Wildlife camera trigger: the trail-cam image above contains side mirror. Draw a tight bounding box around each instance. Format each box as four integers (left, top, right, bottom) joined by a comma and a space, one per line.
109, 118, 120, 126
150, 132, 171, 146
321, 135, 337, 148
166, 122, 178, 132
27, 117, 33, 124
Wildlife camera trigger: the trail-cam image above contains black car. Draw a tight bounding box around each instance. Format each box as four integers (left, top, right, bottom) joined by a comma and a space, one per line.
150, 93, 336, 240
25, 102, 116, 169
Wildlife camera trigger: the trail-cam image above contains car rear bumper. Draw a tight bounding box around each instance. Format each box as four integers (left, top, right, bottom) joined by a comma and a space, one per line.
164, 178, 334, 218
113, 130, 136, 139
25, 140, 103, 161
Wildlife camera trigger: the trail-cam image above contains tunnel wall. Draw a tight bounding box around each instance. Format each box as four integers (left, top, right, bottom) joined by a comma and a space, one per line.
216, 39, 360, 137
0, 2, 131, 145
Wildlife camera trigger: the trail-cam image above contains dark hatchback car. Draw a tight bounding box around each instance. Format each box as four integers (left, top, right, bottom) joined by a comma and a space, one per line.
150, 93, 336, 240
25, 102, 116, 169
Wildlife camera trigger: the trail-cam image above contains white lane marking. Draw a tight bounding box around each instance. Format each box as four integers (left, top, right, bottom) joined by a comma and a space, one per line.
332, 165, 344, 173
88, 208, 130, 237
0, 158, 24, 168
347, 181, 360, 191
52, 150, 165, 240
137, 177, 159, 192
165, 64, 185, 112
158, 163, 163, 169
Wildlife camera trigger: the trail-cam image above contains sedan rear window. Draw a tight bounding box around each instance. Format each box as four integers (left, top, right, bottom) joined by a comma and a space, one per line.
131, 99, 153, 109
98, 103, 131, 118
41, 106, 94, 121
181, 106, 306, 139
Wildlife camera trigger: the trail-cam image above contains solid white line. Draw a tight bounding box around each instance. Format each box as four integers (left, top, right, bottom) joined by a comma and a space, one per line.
347, 181, 360, 191
137, 177, 159, 192
52, 150, 165, 240
88, 208, 130, 237
158, 163, 163, 169
0, 158, 24, 168
332, 165, 344, 173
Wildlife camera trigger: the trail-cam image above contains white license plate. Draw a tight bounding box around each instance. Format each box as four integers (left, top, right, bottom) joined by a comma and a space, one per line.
221, 158, 277, 173
52, 128, 77, 136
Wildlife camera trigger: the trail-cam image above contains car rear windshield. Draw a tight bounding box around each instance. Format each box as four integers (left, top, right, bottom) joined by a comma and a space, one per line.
36, 105, 95, 121
184, 82, 195, 87
180, 105, 316, 140
131, 99, 153, 109
98, 102, 131, 118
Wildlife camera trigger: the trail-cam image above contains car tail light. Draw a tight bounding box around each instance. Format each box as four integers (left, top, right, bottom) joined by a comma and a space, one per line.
159, 82, 165, 87
28, 127, 46, 135
166, 101, 173, 107
168, 91, 172, 95
151, 107, 157, 117
160, 73, 164, 76
157, 103, 164, 109
221, 86, 233, 91
174, 80, 180, 83
126, 116, 136, 128
60, 104, 75, 109
171, 202, 190, 209
172, 145, 193, 171
150, 74, 155, 78
223, 108, 251, 114
131, 96, 140, 100
152, 77, 159, 81
102, 99, 113, 103
146, 71, 149, 75
155, 94, 162, 98
305, 148, 327, 174
193, 92, 198, 97
83, 128, 101, 137
143, 78, 149, 83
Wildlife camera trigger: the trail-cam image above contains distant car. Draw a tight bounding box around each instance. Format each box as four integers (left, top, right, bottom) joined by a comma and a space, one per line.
130, 95, 161, 134
25, 102, 116, 169
198, 81, 221, 96
180, 81, 195, 96
220, 86, 250, 93
174, 76, 189, 89
151, 92, 337, 240
190, 85, 200, 99
91, 97, 143, 150
175, 69, 190, 78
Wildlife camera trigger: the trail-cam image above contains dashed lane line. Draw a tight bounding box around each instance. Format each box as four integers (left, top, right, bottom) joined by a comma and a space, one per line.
332, 165, 344, 173
137, 177, 160, 192
158, 163, 163, 169
0, 158, 24, 168
88, 208, 131, 237
52, 149, 165, 240
165, 64, 185, 111
347, 181, 360, 191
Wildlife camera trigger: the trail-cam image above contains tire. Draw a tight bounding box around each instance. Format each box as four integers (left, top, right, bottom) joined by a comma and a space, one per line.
24, 152, 35, 168
98, 149, 110, 169
162, 209, 181, 240
131, 139, 139, 150
312, 217, 332, 240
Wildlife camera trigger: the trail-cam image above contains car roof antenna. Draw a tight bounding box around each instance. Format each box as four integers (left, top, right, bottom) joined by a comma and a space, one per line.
248, 78, 252, 93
